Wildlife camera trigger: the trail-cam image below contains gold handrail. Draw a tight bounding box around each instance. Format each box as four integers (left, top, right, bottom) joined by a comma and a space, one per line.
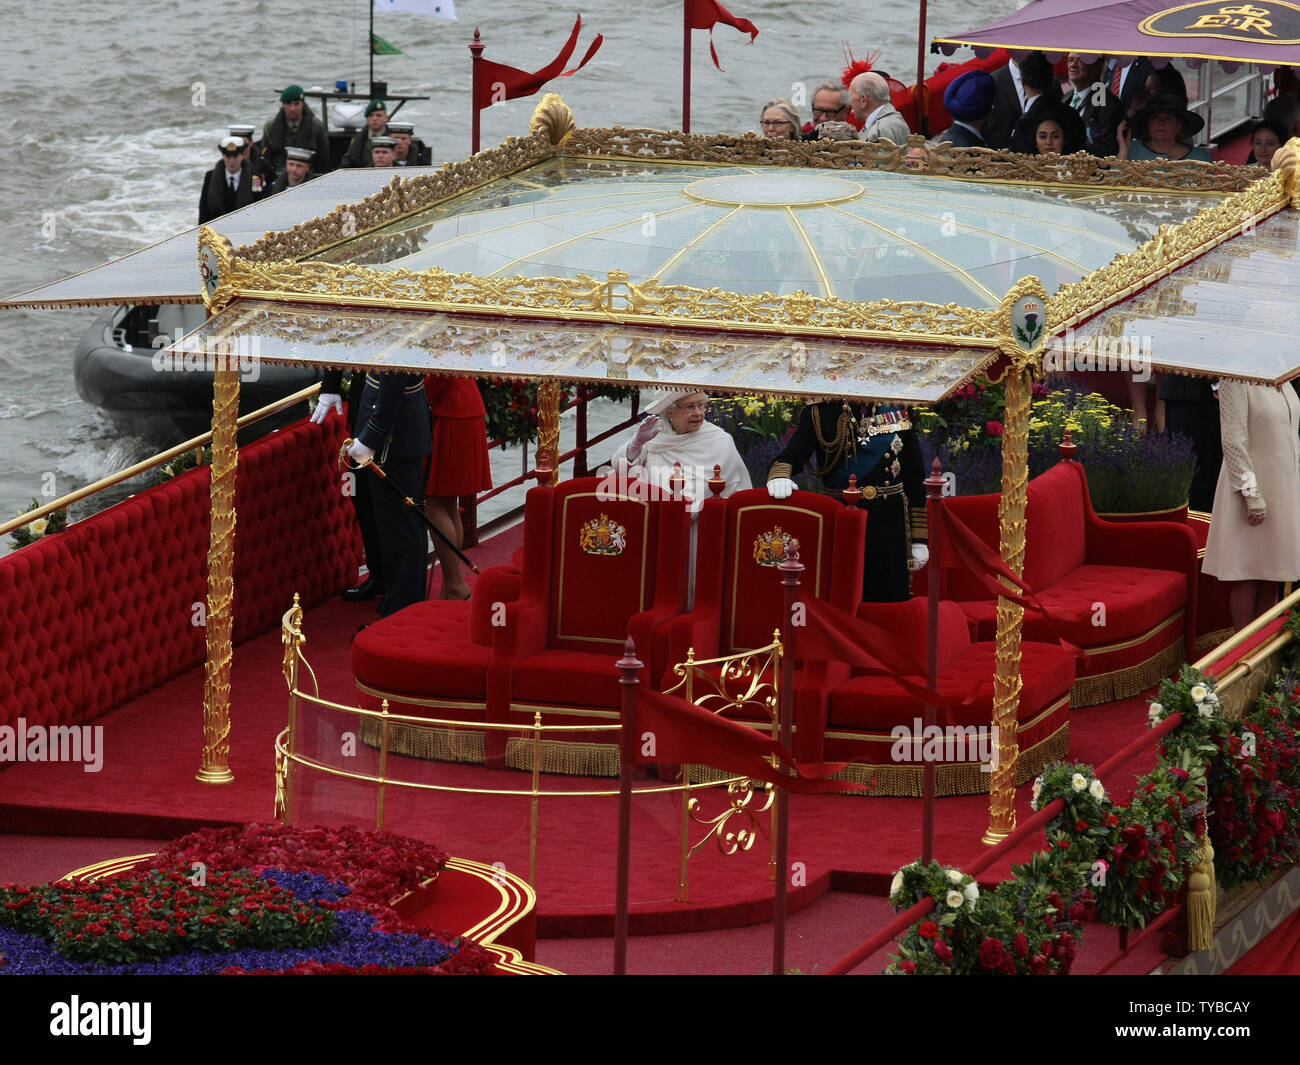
1194, 585, 1300, 673
0, 383, 320, 539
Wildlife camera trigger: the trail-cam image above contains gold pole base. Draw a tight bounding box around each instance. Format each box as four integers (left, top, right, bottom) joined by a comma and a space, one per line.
196, 767, 235, 784
981, 827, 1011, 846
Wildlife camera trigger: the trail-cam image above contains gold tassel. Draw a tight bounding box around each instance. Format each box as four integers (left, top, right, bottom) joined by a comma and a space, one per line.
1071, 639, 1185, 708
1186, 833, 1216, 952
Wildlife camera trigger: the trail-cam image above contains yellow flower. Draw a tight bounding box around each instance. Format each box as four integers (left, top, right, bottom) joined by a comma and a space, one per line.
961, 440, 970, 450
30, 518, 48, 537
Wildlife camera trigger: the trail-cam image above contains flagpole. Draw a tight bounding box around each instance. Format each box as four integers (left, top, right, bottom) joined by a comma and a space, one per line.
469, 27, 484, 155
370, 0, 376, 94
682, 3, 692, 133
915, 0, 929, 135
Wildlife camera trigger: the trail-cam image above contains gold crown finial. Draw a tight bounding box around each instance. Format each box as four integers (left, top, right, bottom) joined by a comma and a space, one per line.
530, 93, 576, 148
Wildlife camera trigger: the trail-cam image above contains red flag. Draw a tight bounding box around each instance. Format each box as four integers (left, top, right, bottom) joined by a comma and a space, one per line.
634, 687, 865, 794
473, 14, 603, 111
686, 0, 758, 71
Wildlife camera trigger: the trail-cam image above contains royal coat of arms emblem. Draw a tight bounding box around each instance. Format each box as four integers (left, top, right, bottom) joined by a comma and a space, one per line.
753, 526, 799, 567
579, 514, 627, 555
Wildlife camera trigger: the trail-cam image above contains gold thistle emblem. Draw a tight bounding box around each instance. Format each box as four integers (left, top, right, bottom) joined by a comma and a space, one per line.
753, 526, 799, 567
580, 514, 627, 555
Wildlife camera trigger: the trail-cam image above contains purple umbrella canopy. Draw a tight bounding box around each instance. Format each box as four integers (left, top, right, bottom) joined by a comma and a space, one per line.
934, 0, 1300, 71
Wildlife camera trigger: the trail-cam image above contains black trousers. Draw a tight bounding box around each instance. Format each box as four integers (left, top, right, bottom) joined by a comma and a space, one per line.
1165, 401, 1222, 513
861, 494, 911, 603
369, 456, 428, 618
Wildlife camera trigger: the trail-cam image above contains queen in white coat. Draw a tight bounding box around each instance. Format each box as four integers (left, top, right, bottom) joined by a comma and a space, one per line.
610, 389, 751, 510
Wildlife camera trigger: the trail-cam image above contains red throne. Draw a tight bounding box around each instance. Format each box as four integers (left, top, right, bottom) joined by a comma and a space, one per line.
821, 598, 1075, 794
483, 478, 692, 769
935, 461, 1198, 706
663, 488, 867, 763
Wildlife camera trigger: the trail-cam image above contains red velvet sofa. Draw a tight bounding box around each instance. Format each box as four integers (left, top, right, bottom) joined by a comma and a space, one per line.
935, 460, 1198, 706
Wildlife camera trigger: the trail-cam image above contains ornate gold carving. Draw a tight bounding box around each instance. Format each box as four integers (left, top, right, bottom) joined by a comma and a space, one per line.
1046, 169, 1288, 336
237, 131, 555, 263
1274, 135, 1300, 206
198, 227, 236, 315
564, 126, 1264, 192
685, 778, 776, 857
534, 379, 561, 486
997, 275, 1051, 373
281, 591, 303, 685
529, 93, 576, 148
197, 364, 238, 785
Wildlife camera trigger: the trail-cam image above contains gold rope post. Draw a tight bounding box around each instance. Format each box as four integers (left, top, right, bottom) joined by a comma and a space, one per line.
534, 379, 562, 487
278, 594, 304, 824
984, 277, 1048, 844
196, 228, 240, 784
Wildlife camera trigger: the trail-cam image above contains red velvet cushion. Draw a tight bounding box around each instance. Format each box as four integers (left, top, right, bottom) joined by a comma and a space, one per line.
940, 492, 1002, 602
959, 600, 999, 641
0, 528, 86, 729
856, 599, 972, 668
508, 648, 640, 709
1023, 564, 1186, 645
352, 601, 491, 700
828, 641, 1074, 731
549, 492, 657, 651
1023, 463, 1087, 592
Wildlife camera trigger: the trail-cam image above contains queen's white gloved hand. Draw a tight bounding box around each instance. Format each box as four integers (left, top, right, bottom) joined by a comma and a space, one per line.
627, 414, 660, 460
767, 477, 797, 500
312, 393, 344, 424
911, 543, 930, 569
347, 439, 375, 467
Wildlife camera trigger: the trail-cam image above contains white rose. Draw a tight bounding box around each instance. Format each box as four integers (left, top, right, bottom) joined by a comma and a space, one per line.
1206, 691, 1220, 706
30, 518, 48, 537
1071, 773, 1088, 792
1089, 778, 1105, 801
1198, 702, 1214, 719
946, 890, 964, 909
890, 870, 905, 898
963, 882, 979, 907
1190, 684, 1208, 703
1149, 702, 1163, 720
947, 869, 963, 884
1031, 778, 1043, 810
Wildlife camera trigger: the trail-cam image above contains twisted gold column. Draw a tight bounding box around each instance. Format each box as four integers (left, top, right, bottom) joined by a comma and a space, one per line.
534, 379, 561, 487
197, 363, 238, 784
984, 365, 1029, 843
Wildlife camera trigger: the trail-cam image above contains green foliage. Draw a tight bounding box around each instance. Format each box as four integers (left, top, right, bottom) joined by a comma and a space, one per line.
7, 498, 67, 550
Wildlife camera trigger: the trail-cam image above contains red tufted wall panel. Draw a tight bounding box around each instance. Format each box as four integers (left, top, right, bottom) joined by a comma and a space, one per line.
0, 418, 362, 731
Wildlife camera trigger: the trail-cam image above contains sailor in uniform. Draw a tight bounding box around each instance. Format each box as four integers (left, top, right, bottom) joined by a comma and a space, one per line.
272, 147, 315, 192
387, 122, 431, 166
230, 123, 274, 199
199, 136, 258, 224
767, 401, 927, 601
316, 372, 433, 617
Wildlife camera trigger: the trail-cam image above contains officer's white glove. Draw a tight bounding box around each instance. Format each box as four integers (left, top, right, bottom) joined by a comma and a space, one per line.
312, 393, 344, 424
347, 439, 375, 467
627, 414, 661, 460
767, 477, 797, 500
911, 544, 930, 570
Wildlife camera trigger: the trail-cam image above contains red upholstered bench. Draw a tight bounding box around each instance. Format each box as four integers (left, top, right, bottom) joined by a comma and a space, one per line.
936, 460, 1197, 706
819, 599, 1074, 795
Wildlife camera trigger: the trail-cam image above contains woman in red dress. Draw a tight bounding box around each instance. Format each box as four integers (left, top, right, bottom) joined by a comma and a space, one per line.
423, 375, 493, 599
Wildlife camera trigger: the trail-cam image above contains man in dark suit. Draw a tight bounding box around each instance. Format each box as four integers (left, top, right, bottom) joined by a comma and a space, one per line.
1065, 53, 1124, 156
935, 69, 996, 148
333, 373, 433, 617
1010, 52, 1065, 154
1107, 56, 1153, 115
766, 402, 927, 602
198, 136, 257, 224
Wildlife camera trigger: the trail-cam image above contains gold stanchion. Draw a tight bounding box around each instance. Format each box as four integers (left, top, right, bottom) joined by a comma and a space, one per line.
377, 701, 390, 830
534, 379, 561, 487
278, 594, 304, 824
530, 710, 542, 886
678, 650, 695, 903
984, 277, 1048, 844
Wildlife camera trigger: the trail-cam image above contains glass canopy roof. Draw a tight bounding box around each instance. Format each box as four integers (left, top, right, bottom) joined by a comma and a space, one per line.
311, 157, 1222, 308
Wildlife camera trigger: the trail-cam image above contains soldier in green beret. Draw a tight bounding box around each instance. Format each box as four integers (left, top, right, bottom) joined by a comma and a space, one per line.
343, 99, 388, 168
260, 84, 330, 183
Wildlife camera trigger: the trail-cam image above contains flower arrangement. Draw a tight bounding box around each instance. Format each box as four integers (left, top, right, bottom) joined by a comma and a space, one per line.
158, 446, 213, 483
7, 498, 67, 550
888, 662, 1300, 972
479, 380, 635, 447
916, 380, 1196, 511
709, 394, 824, 492
0, 824, 494, 975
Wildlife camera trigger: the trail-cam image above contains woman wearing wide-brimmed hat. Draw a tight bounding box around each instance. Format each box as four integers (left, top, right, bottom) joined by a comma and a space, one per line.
1117, 93, 1212, 162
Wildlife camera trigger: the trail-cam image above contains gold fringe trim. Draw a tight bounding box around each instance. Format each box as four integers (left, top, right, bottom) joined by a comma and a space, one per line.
504, 738, 620, 777
357, 717, 485, 764
1195, 627, 1237, 655
687, 723, 1070, 797
1071, 637, 1185, 709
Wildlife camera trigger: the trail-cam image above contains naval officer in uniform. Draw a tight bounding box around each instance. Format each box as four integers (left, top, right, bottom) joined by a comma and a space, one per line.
767, 400, 927, 601
316, 372, 433, 617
